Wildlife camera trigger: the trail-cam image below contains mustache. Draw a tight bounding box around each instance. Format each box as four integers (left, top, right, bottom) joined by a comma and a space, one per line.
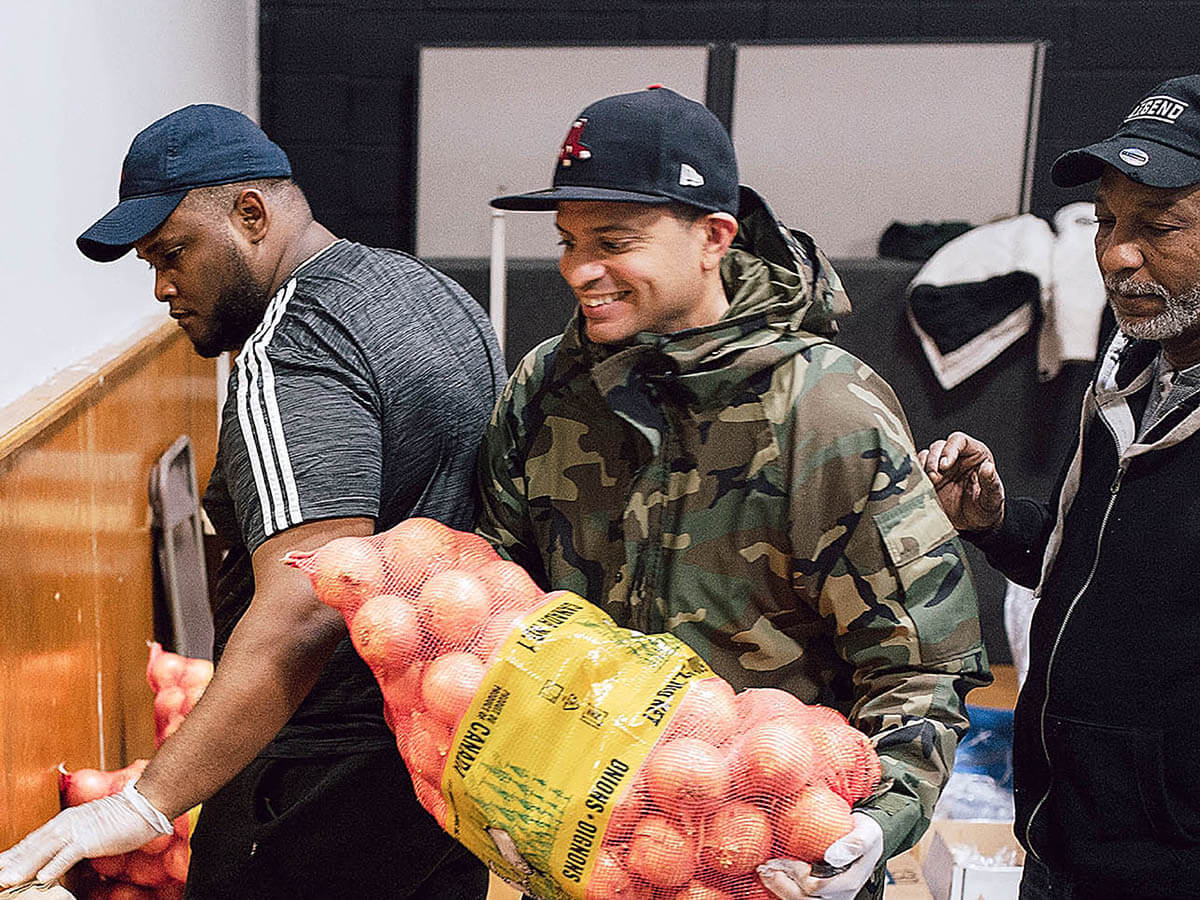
1104, 273, 1170, 300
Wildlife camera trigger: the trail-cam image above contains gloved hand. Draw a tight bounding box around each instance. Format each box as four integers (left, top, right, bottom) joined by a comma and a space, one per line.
0, 782, 173, 887
757, 812, 884, 900
488, 827, 533, 894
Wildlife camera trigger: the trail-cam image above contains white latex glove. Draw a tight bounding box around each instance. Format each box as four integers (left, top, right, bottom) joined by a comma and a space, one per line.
488, 827, 534, 894
0, 782, 172, 887
758, 812, 884, 900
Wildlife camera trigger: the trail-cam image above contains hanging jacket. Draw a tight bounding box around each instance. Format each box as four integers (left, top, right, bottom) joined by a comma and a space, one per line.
971, 330, 1200, 896
906, 207, 1107, 389
476, 187, 992, 864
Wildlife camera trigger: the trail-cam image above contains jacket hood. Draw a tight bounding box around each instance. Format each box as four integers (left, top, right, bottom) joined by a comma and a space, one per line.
552, 187, 849, 413
722, 186, 849, 339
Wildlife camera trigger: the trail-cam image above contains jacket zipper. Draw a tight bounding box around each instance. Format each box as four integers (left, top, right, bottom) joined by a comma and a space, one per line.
1024, 455, 1126, 862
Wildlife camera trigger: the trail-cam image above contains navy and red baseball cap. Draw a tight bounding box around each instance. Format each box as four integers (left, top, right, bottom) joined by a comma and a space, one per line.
491, 86, 739, 215
1052, 74, 1200, 189
77, 104, 292, 262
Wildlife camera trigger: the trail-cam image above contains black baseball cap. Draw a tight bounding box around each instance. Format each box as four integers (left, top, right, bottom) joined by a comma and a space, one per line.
1052, 74, 1200, 189
491, 86, 739, 215
78, 104, 292, 262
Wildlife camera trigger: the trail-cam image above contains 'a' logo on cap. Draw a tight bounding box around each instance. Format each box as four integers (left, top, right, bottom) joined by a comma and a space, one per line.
558, 118, 592, 167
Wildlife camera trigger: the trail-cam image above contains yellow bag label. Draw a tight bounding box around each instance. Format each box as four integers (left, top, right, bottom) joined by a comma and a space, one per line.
440, 591, 714, 900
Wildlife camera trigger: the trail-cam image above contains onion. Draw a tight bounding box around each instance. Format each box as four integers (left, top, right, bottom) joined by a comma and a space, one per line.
674, 882, 734, 900
807, 722, 880, 803
421, 571, 491, 646
125, 849, 168, 886
380, 518, 457, 592
733, 688, 807, 723
473, 559, 542, 611
664, 678, 738, 745
452, 531, 500, 571
350, 594, 423, 674
585, 850, 637, 899
154, 686, 187, 733
644, 737, 731, 816
603, 783, 647, 842
734, 719, 817, 799
60, 767, 113, 805
178, 658, 214, 693
700, 801, 772, 876
421, 652, 486, 726
627, 815, 696, 887
145, 643, 187, 692
776, 784, 854, 862
88, 852, 128, 878
141, 831, 173, 855
406, 711, 452, 782
162, 836, 190, 882
380, 660, 426, 716
304, 536, 386, 617
471, 609, 525, 662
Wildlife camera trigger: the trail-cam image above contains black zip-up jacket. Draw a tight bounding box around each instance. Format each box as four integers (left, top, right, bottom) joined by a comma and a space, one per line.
970, 332, 1200, 897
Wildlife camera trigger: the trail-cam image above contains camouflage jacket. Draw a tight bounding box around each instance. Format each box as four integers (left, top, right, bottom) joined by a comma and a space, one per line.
477, 188, 991, 861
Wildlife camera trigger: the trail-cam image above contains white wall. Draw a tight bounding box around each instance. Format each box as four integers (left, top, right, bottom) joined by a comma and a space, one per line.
415, 43, 1040, 261
0, 0, 258, 413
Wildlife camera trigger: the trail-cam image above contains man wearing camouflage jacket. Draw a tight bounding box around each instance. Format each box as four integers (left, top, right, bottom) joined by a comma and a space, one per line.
480, 87, 991, 900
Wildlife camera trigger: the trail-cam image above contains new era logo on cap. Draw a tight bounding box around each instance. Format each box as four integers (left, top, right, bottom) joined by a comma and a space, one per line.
679, 163, 705, 187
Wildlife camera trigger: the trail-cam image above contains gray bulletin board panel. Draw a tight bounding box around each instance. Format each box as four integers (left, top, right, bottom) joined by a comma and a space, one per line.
733, 42, 1042, 257
416, 45, 710, 260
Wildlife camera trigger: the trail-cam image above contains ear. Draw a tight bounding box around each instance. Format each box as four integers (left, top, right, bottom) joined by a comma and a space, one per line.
698, 212, 738, 272
230, 189, 270, 244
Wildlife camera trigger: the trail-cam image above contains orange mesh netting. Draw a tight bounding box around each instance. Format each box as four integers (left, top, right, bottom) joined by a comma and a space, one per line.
286, 518, 881, 900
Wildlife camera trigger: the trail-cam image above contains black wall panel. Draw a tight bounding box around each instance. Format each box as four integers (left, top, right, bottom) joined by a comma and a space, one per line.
259, 0, 1200, 663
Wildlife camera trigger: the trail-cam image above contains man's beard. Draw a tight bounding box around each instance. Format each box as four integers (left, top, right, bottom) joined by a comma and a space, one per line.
1105, 273, 1200, 342
191, 244, 270, 358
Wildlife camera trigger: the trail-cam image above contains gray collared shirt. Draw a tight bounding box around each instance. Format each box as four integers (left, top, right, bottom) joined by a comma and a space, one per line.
1138, 351, 1200, 440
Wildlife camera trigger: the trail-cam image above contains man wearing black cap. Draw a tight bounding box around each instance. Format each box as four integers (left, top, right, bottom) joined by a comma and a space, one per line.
920, 74, 1200, 898
478, 87, 990, 900
0, 104, 501, 898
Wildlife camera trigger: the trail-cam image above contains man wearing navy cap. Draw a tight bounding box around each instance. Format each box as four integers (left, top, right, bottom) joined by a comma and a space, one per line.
921, 74, 1200, 897
0, 105, 500, 898
478, 87, 990, 900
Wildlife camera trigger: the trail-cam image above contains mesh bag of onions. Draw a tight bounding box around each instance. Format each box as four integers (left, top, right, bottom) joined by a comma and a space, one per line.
58, 760, 192, 900
286, 518, 882, 900
56, 643, 212, 898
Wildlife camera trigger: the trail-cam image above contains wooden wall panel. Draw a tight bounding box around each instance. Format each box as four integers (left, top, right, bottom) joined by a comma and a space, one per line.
0, 324, 217, 847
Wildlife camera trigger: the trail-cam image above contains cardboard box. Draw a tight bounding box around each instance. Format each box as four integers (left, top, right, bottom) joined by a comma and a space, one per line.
919, 820, 1024, 900
886, 845, 934, 899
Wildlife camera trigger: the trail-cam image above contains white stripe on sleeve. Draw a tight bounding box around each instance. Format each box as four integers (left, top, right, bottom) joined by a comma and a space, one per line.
234, 279, 300, 535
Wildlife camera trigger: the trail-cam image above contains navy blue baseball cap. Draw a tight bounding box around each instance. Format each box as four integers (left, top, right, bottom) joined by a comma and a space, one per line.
78, 104, 292, 262
1052, 75, 1200, 189
491, 86, 739, 215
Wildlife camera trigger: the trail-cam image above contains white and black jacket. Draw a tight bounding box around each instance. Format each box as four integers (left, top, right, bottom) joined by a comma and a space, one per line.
907, 205, 1105, 389
967, 330, 1200, 895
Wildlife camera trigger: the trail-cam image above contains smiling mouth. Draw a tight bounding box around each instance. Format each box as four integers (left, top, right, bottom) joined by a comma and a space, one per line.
580, 292, 626, 308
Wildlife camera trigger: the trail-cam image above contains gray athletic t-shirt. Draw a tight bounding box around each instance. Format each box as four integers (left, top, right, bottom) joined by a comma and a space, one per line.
203, 239, 505, 757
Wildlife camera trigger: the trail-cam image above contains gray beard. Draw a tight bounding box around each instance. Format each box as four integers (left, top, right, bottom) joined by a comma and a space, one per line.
1106, 274, 1200, 342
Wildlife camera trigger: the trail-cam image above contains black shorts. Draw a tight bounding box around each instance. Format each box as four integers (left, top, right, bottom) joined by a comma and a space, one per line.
185, 747, 488, 899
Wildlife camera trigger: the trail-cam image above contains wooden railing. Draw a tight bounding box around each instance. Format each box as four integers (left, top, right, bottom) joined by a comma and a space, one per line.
0, 321, 217, 847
